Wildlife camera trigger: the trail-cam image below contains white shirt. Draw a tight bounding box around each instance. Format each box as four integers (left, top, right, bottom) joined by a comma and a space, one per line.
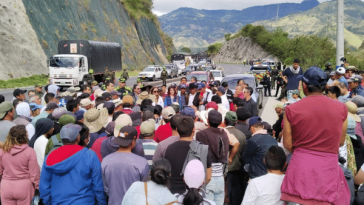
157, 96, 164, 108
188, 93, 196, 106
221, 94, 230, 110
34, 135, 49, 172
26, 124, 35, 140
242, 173, 285, 205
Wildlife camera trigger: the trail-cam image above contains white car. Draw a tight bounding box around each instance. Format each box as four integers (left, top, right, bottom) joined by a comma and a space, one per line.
210, 70, 225, 83
138, 65, 162, 81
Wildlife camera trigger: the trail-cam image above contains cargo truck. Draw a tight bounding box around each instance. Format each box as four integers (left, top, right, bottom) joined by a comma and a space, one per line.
48, 40, 122, 88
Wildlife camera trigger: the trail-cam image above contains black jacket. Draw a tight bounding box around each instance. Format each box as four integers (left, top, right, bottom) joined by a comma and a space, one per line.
272, 113, 284, 138
243, 98, 257, 117
186, 92, 201, 108
226, 89, 234, 103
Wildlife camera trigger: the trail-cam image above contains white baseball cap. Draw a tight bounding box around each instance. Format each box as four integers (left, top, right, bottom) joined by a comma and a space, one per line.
336, 67, 346, 75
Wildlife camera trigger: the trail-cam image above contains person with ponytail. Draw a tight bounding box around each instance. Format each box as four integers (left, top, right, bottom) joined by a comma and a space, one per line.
176, 159, 215, 205
122, 158, 178, 205
0, 125, 40, 204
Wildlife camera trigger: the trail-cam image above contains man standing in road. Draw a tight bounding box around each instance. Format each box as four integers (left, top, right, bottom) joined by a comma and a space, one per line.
271, 67, 279, 90
282, 59, 303, 101
13, 89, 27, 103
216, 86, 230, 110
122, 69, 129, 80
243, 87, 257, 117
161, 67, 168, 86
222, 82, 234, 104
332, 67, 348, 88
35, 84, 44, 99
272, 103, 284, 140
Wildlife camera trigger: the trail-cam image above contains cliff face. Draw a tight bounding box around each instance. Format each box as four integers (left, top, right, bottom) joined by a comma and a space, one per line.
0, 0, 48, 80
212, 37, 278, 63
0, 0, 171, 80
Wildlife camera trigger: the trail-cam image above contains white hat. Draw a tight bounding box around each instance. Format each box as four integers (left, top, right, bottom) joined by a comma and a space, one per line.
200, 108, 214, 125
184, 159, 205, 189
80, 98, 92, 107
336, 67, 346, 75
94, 89, 104, 97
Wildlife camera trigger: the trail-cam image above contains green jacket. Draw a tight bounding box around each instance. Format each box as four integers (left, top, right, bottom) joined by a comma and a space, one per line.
115, 86, 132, 97
161, 70, 168, 79
44, 134, 62, 157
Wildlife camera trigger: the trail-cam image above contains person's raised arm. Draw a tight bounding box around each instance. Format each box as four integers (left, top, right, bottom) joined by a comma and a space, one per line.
340, 118, 348, 147
283, 113, 293, 153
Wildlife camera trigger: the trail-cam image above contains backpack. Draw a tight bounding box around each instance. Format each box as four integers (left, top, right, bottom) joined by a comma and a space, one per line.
48, 134, 63, 155
180, 140, 209, 175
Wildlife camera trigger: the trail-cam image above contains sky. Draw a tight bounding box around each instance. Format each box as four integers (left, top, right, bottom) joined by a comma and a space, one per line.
152, 0, 330, 16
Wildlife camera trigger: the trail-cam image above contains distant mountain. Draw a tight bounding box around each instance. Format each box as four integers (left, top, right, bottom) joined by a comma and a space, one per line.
255, 0, 364, 50
159, 0, 319, 51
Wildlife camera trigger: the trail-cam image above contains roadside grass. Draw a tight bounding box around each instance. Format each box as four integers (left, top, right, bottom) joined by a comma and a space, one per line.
0, 75, 49, 89
115, 70, 140, 78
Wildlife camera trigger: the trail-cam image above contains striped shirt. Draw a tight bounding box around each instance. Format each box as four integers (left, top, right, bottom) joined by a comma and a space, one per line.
138, 139, 158, 169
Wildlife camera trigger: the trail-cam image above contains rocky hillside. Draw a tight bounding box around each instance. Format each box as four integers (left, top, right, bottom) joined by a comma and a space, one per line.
212, 37, 278, 64
159, 0, 319, 51
0, 0, 48, 80
0, 0, 174, 81
256, 0, 364, 50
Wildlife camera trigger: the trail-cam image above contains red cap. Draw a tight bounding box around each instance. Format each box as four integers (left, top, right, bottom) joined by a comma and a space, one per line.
206, 102, 218, 110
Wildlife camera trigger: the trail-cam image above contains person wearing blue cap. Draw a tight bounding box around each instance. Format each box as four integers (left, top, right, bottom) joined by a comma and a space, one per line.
40, 124, 106, 205
281, 66, 350, 204
29, 103, 43, 120
242, 116, 277, 179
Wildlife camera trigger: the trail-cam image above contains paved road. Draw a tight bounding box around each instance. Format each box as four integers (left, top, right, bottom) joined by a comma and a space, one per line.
0, 63, 269, 116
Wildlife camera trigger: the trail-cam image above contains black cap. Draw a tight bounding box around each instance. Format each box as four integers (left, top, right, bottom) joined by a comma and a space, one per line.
79, 93, 90, 99
113, 126, 138, 147
13, 89, 27, 97
208, 110, 222, 125
102, 92, 112, 99
236, 107, 252, 121
189, 83, 197, 89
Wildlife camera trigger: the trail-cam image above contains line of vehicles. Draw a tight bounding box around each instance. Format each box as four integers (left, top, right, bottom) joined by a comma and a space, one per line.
46, 40, 265, 111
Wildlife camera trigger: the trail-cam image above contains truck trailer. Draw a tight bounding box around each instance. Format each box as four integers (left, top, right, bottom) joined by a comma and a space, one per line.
48, 40, 122, 88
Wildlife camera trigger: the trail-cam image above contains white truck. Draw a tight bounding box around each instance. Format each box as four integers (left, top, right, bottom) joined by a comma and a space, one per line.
48, 40, 122, 88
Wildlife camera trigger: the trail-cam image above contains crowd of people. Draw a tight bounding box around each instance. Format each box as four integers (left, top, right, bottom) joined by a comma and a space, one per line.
0, 58, 363, 205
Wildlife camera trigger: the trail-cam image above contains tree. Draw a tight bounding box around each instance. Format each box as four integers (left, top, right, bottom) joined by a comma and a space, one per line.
181, 47, 192, 54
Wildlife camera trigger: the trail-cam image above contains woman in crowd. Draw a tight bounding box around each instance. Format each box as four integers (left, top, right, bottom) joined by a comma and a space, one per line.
150, 86, 164, 108
122, 158, 177, 205
164, 86, 179, 107
176, 159, 215, 205
0, 125, 40, 204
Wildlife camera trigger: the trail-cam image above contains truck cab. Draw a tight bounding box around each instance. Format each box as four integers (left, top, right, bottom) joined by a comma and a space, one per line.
49, 54, 88, 87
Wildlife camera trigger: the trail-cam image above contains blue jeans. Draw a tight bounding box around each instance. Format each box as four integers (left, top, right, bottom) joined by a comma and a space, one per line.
287, 90, 298, 101
205, 176, 225, 205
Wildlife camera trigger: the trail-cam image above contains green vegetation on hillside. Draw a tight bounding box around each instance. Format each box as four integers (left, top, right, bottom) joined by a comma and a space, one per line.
0, 75, 49, 89
181, 47, 192, 54
227, 24, 336, 68
207, 43, 223, 56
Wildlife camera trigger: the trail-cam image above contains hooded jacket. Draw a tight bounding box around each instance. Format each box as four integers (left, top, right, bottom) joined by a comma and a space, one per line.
40, 145, 106, 205
48, 85, 59, 97
196, 127, 229, 164
0, 144, 40, 188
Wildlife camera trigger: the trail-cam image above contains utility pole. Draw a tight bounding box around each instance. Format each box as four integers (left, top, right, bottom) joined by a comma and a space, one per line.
336, 0, 344, 68
276, 4, 279, 23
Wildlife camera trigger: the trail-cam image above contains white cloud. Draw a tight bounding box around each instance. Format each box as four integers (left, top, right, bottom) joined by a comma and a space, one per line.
152, 9, 167, 16
152, 0, 331, 15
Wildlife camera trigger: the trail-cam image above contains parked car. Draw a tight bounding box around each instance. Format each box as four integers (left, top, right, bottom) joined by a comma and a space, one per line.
183, 66, 193, 75
250, 64, 271, 74
221, 74, 264, 110
164, 64, 178, 78
210, 70, 225, 83
138, 65, 162, 81
186, 71, 215, 88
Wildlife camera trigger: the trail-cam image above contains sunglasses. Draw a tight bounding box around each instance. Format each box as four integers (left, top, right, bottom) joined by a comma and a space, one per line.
153, 91, 158, 93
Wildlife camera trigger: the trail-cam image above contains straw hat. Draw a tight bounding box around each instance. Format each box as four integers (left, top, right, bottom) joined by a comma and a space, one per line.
136, 91, 149, 105
345, 101, 361, 122
84, 108, 109, 133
